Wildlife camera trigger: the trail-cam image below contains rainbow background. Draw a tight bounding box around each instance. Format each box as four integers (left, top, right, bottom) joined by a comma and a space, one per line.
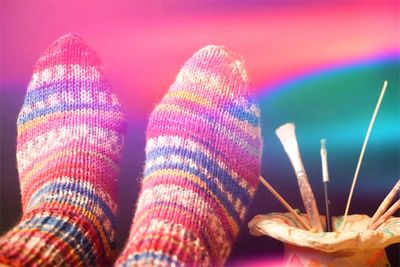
1, 1, 399, 265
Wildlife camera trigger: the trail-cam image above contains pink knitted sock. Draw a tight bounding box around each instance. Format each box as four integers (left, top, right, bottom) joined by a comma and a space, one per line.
0, 34, 126, 266
116, 46, 262, 266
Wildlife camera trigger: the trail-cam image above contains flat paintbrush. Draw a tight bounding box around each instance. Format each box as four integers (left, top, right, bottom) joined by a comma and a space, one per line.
276, 123, 323, 232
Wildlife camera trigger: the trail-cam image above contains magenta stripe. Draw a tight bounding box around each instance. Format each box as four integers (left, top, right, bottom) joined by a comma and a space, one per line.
149, 107, 259, 157
159, 96, 258, 145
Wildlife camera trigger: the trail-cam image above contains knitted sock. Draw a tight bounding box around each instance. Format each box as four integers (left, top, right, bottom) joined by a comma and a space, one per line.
0, 34, 126, 266
116, 46, 262, 266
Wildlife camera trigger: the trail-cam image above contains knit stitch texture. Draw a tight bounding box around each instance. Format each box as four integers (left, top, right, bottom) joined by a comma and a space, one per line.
0, 34, 126, 266
116, 45, 262, 267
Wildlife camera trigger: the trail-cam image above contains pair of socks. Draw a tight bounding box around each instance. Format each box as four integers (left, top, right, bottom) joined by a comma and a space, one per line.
0, 34, 262, 266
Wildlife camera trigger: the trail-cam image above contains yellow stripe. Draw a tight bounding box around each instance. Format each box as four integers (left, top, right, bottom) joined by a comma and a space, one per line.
20, 149, 119, 190
18, 110, 124, 135
163, 90, 214, 108
142, 169, 208, 192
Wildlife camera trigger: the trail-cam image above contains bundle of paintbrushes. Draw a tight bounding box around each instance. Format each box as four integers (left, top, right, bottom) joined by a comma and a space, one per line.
257, 80, 399, 232
249, 81, 400, 266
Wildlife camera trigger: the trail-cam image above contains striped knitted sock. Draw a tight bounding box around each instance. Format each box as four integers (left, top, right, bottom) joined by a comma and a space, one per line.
0, 34, 126, 266
116, 46, 262, 266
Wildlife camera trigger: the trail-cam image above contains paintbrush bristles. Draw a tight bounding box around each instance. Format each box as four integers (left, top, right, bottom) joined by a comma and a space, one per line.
320, 139, 329, 183
276, 123, 296, 143
320, 139, 326, 150
276, 123, 304, 173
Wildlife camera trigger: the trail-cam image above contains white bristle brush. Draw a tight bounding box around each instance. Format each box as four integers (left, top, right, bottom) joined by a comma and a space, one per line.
276, 123, 323, 232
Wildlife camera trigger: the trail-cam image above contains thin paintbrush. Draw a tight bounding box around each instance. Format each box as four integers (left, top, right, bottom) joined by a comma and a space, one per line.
259, 176, 311, 230
342, 81, 388, 230
320, 139, 332, 232
276, 123, 323, 232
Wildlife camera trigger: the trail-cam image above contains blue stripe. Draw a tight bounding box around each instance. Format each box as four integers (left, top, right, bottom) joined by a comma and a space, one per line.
18, 215, 97, 264
121, 252, 184, 267
27, 181, 116, 247
226, 101, 259, 127
17, 103, 121, 125
145, 146, 251, 206
144, 153, 249, 225
25, 80, 110, 105
176, 134, 227, 163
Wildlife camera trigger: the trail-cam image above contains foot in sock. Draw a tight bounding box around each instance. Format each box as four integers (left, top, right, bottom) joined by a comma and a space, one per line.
116, 46, 262, 266
0, 34, 126, 266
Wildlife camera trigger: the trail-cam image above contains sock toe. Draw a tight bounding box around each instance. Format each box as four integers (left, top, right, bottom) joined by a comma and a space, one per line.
174, 45, 251, 98
32, 33, 103, 73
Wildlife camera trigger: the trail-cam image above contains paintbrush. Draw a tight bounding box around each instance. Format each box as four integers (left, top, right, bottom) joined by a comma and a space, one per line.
320, 139, 332, 232
369, 178, 400, 228
276, 123, 323, 232
369, 199, 400, 230
342, 81, 388, 230
259, 176, 311, 230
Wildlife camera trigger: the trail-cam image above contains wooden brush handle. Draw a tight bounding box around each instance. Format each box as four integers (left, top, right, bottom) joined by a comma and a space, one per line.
369, 179, 400, 227
369, 199, 400, 230
297, 171, 324, 232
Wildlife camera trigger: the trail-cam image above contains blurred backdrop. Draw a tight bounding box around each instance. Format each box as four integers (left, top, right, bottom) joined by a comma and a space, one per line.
1, 1, 399, 265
